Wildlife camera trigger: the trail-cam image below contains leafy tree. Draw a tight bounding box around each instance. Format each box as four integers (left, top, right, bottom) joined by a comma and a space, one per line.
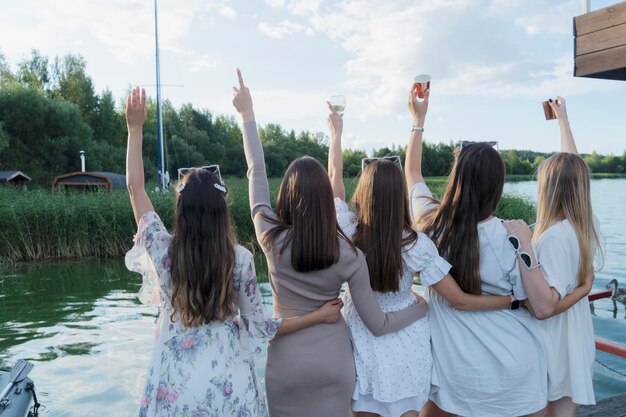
17, 50, 50, 91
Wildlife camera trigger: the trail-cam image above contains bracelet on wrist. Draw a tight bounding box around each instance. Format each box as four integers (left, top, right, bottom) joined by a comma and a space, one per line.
411, 125, 424, 133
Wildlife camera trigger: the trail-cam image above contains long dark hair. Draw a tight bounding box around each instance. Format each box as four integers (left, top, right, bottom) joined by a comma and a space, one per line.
415, 143, 505, 294
262, 156, 354, 272
352, 160, 417, 293
168, 169, 237, 327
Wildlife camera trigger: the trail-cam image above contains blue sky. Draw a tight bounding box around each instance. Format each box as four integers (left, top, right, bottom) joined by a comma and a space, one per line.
1, 0, 624, 155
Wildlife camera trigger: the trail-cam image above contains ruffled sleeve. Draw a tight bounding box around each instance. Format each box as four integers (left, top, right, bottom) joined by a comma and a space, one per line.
405, 232, 452, 287
334, 197, 357, 238
125, 211, 171, 306
235, 246, 282, 357
409, 182, 439, 223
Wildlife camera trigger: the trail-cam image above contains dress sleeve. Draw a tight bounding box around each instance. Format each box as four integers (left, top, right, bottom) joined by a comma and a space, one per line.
242, 120, 278, 247
535, 235, 570, 299
405, 233, 452, 287
346, 253, 428, 336
335, 198, 358, 238
125, 211, 171, 306
237, 249, 283, 343
409, 182, 439, 223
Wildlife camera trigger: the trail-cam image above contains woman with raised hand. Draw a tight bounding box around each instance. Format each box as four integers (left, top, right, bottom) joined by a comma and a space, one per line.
327, 100, 519, 417
124, 86, 344, 417
232, 69, 427, 417
503, 96, 603, 417
405, 84, 548, 417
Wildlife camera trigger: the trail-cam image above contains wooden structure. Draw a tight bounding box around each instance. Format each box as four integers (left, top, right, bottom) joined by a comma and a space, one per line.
52, 171, 126, 191
574, 1, 626, 80
0, 170, 31, 187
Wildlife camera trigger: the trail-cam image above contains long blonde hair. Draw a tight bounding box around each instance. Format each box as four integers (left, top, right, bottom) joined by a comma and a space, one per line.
534, 153, 603, 284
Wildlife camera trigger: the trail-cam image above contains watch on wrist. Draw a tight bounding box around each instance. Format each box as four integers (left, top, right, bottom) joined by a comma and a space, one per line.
411, 125, 424, 133
510, 295, 521, 310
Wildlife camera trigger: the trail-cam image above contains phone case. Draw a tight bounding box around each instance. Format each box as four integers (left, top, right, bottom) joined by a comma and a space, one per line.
542, 100, 556, 120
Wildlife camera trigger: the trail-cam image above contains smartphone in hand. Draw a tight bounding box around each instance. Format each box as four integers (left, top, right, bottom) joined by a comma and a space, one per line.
542, 99, 556, 120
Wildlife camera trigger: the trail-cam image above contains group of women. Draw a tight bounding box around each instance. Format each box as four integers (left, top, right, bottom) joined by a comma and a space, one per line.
125, 68, 603, 417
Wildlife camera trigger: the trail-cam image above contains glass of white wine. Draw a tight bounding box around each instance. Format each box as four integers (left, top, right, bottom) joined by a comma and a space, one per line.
330, 95, 346, 114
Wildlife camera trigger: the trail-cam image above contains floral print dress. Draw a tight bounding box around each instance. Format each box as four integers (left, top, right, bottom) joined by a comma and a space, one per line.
125, 212, 281, 417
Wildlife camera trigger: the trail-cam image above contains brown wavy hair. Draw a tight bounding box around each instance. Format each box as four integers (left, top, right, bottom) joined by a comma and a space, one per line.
262, 156, 354, 272
352, 160, 417, 293
414, 143, 505, 294
168, 169, 237, 327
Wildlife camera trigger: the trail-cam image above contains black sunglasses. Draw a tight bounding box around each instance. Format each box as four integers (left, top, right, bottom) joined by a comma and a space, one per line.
177, 165, 222, 183
507, 235, 541, 271
361, 156, 403, 171
460, 141, 499, 151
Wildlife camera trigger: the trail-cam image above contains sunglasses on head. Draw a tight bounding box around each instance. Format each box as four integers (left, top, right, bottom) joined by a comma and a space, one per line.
460, 141, 499, 151
177, 165, 223, 183
507, 235, 541, 271
361, 156, 403, 172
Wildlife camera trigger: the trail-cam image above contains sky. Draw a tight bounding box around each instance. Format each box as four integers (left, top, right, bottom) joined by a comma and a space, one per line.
0, 0, 625, 155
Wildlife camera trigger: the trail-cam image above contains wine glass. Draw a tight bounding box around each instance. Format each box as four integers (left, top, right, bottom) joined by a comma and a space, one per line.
413, 74, 431, 102
329, 95, 346, 114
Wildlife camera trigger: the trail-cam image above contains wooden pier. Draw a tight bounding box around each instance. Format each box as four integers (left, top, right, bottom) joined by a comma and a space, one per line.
576, 392, 626, 416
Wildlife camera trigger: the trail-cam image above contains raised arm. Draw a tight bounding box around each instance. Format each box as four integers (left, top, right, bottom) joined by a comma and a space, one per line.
126, 87, 154, 224
405, 84, 429, 190
549, 96, 578, 154
431, 274, 512, 311
232, 69, 275, 241
326, 102, 345, 200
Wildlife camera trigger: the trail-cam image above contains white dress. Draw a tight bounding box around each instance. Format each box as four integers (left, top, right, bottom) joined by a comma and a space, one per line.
125, 211, 282, 417
335, 198, 452, 417
535, 220, 596, 405
410, 183, 547, 417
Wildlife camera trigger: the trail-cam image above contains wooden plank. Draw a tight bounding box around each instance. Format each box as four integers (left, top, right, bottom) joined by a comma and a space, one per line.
576, 22, 626, 55
575, 1, 626, 36
576, 392, 626, 416
588, 289, 613, 301
575, 43, 626, 78
596, 337, 626, 358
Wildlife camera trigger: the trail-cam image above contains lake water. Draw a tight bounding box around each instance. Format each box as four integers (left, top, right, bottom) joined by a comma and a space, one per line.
1, 179, 625, 416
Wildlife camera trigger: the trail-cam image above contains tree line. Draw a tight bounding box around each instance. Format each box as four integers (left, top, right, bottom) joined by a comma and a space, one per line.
1, 50, 624, 186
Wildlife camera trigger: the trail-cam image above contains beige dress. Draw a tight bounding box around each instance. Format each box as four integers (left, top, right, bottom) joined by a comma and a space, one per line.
242, 120, 427, 417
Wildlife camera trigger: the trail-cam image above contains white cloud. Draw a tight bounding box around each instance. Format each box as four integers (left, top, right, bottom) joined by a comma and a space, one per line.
258, 20, 314, 39
264, 0, 286, 7
189, 54, 223, 72
218, 5, 237, 19
275, 0, 616, 119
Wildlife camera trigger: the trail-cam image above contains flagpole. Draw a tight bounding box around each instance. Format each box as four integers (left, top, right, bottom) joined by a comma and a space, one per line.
154, 0, 166, 192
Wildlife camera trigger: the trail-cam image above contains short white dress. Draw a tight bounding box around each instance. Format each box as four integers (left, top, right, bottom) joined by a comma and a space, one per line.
335, 198, 452, 417
125, 211, 282, 417
535, 219, 596, 405
410, 183, 547, 417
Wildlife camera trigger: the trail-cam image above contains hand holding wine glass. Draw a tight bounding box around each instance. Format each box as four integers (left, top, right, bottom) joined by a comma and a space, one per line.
408, 83, 429, 126
326, 100, 343, 138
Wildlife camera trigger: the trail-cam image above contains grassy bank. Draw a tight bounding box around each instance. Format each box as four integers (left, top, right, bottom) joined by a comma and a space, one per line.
0, 177, 536, 270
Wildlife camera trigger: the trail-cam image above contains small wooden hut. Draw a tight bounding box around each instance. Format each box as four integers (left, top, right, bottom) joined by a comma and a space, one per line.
0, 171, 32, 187
52, 171, 126, 191
574, 1, 626, 80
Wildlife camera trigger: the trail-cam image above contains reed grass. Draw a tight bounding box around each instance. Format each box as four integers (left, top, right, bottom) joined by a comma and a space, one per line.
0, 176, 536, 278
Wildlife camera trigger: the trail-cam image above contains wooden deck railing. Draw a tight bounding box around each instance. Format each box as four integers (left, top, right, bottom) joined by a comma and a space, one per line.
588, 290, 626, 359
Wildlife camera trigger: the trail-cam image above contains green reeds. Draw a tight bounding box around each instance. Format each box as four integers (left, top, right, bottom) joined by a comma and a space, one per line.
0, 177, 536, 271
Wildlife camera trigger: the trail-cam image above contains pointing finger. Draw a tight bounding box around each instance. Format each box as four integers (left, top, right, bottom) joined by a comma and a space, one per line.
237, 68, 244, 89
